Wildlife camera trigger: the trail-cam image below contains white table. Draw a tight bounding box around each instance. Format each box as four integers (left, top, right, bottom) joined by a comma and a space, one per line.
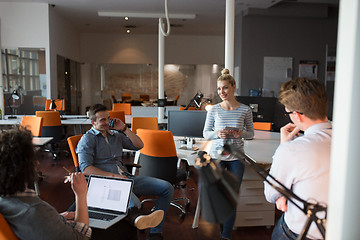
244, 130, 280, 164
32, 137, 53, 146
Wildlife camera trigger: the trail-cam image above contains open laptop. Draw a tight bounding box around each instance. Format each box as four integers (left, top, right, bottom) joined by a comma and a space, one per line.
87, 175, 133, 229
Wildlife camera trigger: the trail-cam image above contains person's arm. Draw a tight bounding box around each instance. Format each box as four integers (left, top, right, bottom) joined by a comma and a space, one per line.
82, 165, 127, 179
264, 145, 293, 204
203, 108, 219, 139
241, 106, 255, 139
112, 118, 144, 148
70, 172, 89, 225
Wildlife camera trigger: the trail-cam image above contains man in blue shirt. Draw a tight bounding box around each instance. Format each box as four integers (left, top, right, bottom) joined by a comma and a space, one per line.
77, 104, 173, 240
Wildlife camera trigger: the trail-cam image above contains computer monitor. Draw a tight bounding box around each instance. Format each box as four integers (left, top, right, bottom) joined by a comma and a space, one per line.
167, 110, 207, 150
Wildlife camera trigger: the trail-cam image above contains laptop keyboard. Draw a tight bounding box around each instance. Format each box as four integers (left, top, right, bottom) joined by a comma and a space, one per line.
89, 211, 117, 221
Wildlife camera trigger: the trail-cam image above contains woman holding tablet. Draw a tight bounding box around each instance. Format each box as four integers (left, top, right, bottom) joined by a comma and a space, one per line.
203, 68, 254, 240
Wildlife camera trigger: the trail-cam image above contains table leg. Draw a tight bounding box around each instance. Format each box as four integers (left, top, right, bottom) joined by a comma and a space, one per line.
192, 192, 201, 228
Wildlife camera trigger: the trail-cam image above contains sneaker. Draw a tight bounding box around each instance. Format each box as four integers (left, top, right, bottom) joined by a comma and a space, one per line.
134, 210, 164, 230
146, 233, 164, 240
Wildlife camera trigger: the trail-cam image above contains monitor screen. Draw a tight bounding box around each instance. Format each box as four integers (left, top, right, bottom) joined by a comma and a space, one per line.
167, 110, 207, 138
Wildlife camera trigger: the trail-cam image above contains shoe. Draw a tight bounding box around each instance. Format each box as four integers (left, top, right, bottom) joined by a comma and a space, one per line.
146, 233, 164, 240
126, 207, 164, 230
134, 210, 164, 230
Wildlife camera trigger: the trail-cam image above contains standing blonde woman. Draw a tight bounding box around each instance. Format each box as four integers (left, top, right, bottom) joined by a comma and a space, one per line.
203, 68, 254, 240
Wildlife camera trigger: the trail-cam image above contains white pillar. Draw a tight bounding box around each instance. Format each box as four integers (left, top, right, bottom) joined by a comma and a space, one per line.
225, 0, 235, 75
326, 1, 360, 239
158, 19, 165, 120
0, 19, 4, 119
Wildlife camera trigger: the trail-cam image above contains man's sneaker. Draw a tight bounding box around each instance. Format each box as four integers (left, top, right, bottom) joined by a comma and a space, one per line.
134, 210, 164, 230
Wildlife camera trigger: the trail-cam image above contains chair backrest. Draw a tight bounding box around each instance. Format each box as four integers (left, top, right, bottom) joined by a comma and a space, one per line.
140, 94, 150, 101
67, 134, 83, 172
253, 122, 272, 131
179, 107, 197, 111
137, 129, 178, 183
35, 111, 63, 142
112, 103, 131, 115
20, 116, 43, 137
45, 99, 65, 112
131, 117, 158, 133
108, 111, 126, 123
121, 93, 132, 102
35, 111, 61, 126
0, 213, 18, 240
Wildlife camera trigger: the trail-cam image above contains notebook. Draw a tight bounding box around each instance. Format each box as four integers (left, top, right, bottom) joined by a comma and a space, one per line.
87, 175, 133, 229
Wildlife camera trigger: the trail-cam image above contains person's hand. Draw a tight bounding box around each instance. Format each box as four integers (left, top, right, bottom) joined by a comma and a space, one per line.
280, 123, 300, 143
60, 211, 75, 223
276, 196, 288, 212
217, 129, 229, 139
70, 172, 87, 199
218, 129, 243, 139
227, 129, 243, 138
112, 118, 127, 131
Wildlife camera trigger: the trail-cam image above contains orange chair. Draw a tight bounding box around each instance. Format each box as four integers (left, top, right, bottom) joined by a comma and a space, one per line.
137, 129, 190, 218
179, 107, 197, 110
20, 116, 43, 137
131, 117, 158, 133
109, 111, 126, 123
174, 95, 179, 105
112, 103, 131, 115
67, 134, 83, 172
121, 93, 132, 102
140, 94, 150, 101
0, 213, 18, 240
45, 99, 65, 112
253, 122, 272, 131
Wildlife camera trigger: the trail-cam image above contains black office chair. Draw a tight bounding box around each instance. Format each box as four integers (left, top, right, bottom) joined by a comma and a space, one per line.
35, 111, 68, 161
137, 129, 190, 219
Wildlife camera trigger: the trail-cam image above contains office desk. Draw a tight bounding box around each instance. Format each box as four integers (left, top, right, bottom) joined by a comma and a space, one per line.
234, 130, 280, 227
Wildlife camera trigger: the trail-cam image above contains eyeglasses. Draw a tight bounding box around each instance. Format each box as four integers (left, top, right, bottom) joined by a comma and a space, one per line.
284, 111, 303, 117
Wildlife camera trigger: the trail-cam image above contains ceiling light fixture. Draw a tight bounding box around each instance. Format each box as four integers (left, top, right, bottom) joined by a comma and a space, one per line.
124, 16, 129, 21
98, 11, 196, 19
124, 25, 136, 34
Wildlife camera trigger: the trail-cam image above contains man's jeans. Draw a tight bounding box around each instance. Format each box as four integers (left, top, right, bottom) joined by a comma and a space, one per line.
272, 214, 312, 240
127, 174, 174, 234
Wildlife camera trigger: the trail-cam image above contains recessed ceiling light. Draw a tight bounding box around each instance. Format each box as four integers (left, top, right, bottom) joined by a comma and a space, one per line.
126, 29, 131, 34
125, 17, 129, 21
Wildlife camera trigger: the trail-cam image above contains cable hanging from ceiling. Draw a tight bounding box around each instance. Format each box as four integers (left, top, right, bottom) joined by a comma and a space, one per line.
159, 0, 170, 36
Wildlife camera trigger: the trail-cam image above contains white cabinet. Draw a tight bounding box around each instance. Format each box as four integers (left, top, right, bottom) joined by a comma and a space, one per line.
234, 165, 275, 227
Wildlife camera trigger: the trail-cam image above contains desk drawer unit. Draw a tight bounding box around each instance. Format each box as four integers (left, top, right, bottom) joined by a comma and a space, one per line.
235, 210, 274, 227
235, 178, 275, 227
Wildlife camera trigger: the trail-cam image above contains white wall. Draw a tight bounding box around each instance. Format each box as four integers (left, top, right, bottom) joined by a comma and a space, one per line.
0, 2, 51, 97
0, 3, 49, 48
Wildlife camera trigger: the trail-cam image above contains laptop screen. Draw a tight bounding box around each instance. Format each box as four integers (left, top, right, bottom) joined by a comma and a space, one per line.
87, 175, 133, 214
